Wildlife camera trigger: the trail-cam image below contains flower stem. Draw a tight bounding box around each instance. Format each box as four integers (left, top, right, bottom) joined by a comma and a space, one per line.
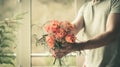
53, 58, 57, 65
59, 58, 62, 66
53, 58, 62, 66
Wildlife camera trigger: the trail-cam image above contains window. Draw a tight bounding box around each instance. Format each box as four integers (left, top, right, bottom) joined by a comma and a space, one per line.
31, 0, 86, 67
0, 0, 90, 67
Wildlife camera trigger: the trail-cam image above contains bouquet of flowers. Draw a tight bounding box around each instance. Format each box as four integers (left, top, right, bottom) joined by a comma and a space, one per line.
38, 20, 76, 66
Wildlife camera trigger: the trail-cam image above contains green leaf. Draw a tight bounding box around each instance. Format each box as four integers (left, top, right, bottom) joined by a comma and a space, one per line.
4, 26, 14, 32
0, 50, 14, 55
0, 42, 15, 48
0, 44, 10, 47
13, 11, 28, 20
2, 33, 16, 42
0, 56, 15, 66
6, 21, 20, 30
0, 28, 4, 34
36, 34, 48, 46
0, 26, 5, 30
0, 55, 15, 59
0, 38, 15, 48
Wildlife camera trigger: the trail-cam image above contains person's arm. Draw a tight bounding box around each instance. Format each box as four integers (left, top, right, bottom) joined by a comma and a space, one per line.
71, 3, 86, 35
53, 13, 120, 58
74, 13, 120, 51
72, 13, 84, 35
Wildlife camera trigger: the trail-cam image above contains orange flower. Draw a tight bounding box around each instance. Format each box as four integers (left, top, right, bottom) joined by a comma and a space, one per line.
65, 34, 76, 43
44, 24, 51, 33
46, 35, 55, 48
55, 28, 66, 39
61, 21, 75, 32
51, 20, 61, 33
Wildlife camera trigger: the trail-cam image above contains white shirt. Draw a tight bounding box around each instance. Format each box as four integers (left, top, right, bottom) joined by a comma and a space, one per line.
78, 0, 120, 67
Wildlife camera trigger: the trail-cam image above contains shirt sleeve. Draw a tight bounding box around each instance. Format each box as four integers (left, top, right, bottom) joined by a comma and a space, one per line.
110, 0, 120, 13
77, 3, 87, 17
72, 3, 87, 24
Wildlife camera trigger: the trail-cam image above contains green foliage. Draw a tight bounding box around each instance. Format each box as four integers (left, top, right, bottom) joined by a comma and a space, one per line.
0, 56, 15, 66
0, 15, 22, 66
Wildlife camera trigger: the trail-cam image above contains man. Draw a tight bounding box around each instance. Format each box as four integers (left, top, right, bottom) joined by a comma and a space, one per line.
52, 0, 120, 67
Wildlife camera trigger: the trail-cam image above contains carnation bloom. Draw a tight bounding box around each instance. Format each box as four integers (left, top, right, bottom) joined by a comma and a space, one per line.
61, 21, 75, 32
51, 20, 61, 33
65, 34, 76, 43
46, 35, 55, 48
55, 28, 66, 39
44, 24, 51, 33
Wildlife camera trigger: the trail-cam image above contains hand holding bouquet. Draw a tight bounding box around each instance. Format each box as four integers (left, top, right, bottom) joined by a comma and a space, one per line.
39, 20, 76, 66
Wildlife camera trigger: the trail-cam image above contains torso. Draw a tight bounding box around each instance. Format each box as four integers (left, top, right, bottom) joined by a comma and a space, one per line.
82, 0, 120, 67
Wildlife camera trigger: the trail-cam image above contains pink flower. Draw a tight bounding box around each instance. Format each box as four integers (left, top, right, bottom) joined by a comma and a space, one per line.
65, 34, 76, 43
61, 21, 75, 32
51, 20, 61, 33
46, 35, 55, 48
44, 24, 51, 33
55, 28, 66, 39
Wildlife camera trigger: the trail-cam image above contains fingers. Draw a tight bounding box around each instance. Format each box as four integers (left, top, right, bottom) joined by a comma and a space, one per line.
54, 48, 70, 58
51, 44, 73, 58
54, 51, 67, 58
51, 49, 66, 58
50, 49, 57, 57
